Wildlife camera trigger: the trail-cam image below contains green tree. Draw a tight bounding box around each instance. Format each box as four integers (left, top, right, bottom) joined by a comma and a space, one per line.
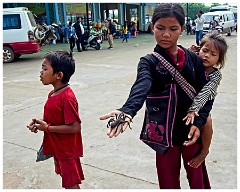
182, 3, 210, 20
211, 3, 221, 7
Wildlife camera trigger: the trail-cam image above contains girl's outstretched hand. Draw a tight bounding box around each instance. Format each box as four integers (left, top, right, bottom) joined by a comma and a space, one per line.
99, 110, 132, 138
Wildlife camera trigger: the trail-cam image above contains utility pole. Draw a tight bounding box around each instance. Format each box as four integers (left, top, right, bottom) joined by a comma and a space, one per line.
86, 3, 90, 31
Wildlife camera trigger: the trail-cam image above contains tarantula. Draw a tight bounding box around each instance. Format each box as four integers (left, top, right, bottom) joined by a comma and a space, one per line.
107, 113, 132, 132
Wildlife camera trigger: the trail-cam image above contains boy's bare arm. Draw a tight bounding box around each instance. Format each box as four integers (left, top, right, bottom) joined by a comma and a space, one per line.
33, 119, 81, 133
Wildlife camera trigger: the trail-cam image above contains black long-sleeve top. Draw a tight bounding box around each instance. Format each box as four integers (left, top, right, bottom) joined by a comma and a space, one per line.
119, 44, 213, 145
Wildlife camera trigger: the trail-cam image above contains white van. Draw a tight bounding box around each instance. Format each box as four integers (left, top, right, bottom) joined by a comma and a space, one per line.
202, 11, 235, 36
3, 7, 41, 63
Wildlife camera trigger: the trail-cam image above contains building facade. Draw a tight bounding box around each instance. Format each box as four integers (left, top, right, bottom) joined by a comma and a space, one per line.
3, 3, 157, 32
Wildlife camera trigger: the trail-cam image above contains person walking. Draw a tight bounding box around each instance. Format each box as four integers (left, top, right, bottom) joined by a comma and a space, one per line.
67, 21, 77, 53
186, 20, 191, 35
122, 20, 129, 43
131, 21, 137, 37
27, 51, 85, 189
100, 3, 213, 189
73, 17, 85, 52
58, 21, 64, 43
107, 18, 116, 49
195, 10, 204, 45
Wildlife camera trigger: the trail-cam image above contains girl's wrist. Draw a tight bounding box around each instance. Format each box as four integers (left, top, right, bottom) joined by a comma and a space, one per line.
46, 124, 51, 133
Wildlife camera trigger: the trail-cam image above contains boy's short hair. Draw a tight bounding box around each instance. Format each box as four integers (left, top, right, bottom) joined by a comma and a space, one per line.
44, 51, 75, 83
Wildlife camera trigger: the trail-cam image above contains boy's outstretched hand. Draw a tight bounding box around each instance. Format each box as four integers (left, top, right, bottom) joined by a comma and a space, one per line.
99, 110, 132, 138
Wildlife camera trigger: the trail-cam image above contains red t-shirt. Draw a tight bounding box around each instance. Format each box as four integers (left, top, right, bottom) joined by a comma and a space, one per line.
42, 87, 83, 160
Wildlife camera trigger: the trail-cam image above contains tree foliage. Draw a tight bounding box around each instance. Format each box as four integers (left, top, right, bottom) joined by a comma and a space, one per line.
181, 3, 211, 20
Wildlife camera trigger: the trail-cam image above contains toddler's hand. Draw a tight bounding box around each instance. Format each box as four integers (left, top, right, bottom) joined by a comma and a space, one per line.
189, 45, 200, 54
183, 112, 199, 125
183, 125, 200, 146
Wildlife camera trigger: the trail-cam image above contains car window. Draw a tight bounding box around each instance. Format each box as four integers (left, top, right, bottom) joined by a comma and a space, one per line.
223, 15, 227, 22
27, 12, 37, 27
228, 14, 234, 21
3, 14, 21, 30
203, 15, 214, 22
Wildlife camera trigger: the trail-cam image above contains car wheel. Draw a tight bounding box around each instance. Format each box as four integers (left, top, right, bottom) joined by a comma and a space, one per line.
3, 46, 15, 63
227, 28, 232, 36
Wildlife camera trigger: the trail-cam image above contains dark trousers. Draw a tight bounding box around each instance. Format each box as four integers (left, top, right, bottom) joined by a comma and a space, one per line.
156, 144, 211, 189
122, 34, 128, 42
76, 35, 85, 51
69, 36, 75, 51
59, 33, 64, 43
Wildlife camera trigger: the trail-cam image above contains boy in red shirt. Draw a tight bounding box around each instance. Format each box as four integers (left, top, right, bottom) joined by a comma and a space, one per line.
27, 50, 84, 189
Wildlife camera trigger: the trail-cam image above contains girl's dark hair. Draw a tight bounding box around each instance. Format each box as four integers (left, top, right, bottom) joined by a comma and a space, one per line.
200, 33, 228, 69
152, 3, 185, 26
44, 50, 75, 83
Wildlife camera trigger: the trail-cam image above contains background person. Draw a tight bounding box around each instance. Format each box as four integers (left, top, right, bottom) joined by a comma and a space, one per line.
121, 20, 129, 43
131, 21, 137, 37
107, 18, 116, 49
73, 17, 85, 52
67, 21, 77, 53
57, 21, 64, 43
195, 10, 204, 45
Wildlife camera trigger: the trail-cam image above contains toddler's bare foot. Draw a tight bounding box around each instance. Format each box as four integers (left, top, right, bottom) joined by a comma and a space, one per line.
188, 150, 209, 168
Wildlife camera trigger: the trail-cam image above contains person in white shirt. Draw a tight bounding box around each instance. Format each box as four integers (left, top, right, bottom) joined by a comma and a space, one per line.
195, 10, 204, 45
73, 17, 85, 52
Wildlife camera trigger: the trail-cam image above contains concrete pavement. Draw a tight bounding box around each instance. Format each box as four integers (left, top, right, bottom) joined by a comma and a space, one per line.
3, 32, 238, 189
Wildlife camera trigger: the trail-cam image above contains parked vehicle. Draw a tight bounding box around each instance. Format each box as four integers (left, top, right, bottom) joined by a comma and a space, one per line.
209, 5, 237, 32
82, 30, 102, 50
202, 11, 235, 36
3, 7, 41, 63
191, 25, 196, 35
33, 22, 58, 47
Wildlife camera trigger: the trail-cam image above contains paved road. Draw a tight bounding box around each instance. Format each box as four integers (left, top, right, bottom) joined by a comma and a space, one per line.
3, 32, 237, 189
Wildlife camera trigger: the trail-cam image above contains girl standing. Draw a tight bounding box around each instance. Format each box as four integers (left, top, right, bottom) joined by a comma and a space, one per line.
100, 3, 213, 189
